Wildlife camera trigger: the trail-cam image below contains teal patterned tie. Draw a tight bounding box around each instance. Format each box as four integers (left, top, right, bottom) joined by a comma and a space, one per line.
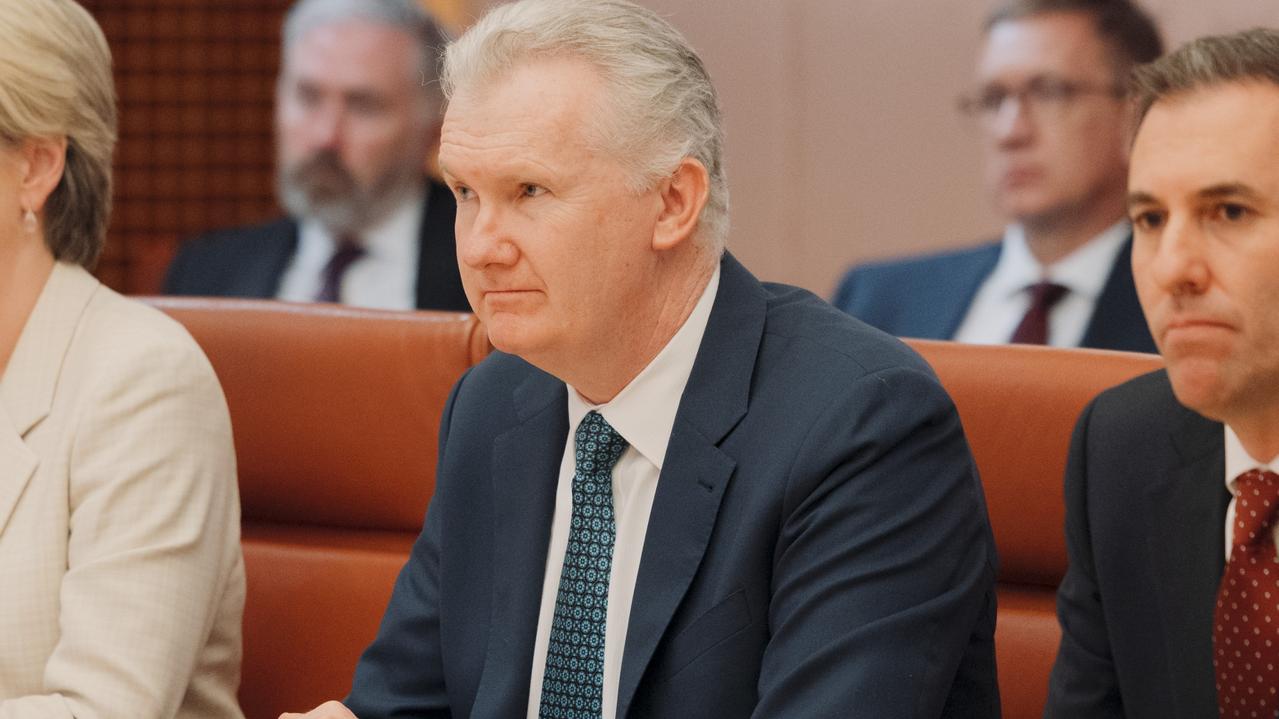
538, 411, 628, 719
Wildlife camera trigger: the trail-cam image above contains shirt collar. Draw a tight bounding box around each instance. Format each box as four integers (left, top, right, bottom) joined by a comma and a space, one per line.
1224, 424, 1279, 496
987, 220, 1130, 301
566, 266, 721, 470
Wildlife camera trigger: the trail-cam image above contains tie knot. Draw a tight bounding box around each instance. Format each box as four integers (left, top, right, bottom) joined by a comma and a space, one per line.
1027, 281, 1069, 310
1233, 469, 1279, 549
574, 411, 628, 477
326, 236, 365, 270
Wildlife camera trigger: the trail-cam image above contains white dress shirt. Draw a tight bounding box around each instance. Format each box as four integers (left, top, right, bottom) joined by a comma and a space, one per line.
1223, 426, 1279, 559
526, 267, 721, 719
275, 188, 425, 310
952, 221, 1130, 347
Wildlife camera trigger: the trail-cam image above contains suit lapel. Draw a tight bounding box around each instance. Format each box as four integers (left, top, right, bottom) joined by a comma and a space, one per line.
615, 254, 763, 718
1081, 236, 1157, 353
0, 263, 96, 535
1144, 403, 1227, 716
938, 242, 1001, 339
244, 221, 296, 294
472, 367, 567, 717
233, 221, 298, 298
0, 406, 37, 536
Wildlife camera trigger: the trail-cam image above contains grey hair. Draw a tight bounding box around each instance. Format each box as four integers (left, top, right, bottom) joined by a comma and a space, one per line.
442, 0, 730, 252
1132, 28, 1279, 125
283, 0, 451, 116
0, 0, 116, 269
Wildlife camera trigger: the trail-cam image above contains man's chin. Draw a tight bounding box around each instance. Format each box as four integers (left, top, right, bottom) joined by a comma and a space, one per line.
1166, 359, 1233, 421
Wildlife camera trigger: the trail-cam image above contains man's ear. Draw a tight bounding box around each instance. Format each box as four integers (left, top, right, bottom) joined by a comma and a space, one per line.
423, 121, 446, 181
652, 156, 710, 252
1119, 98, 1141, 165
18, 136, 68, 214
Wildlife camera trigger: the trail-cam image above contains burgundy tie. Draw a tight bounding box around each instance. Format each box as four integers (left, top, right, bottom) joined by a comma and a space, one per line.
315, 237, 365, 304
1009, 282, 1068, 345
1214, 468, 1279, 718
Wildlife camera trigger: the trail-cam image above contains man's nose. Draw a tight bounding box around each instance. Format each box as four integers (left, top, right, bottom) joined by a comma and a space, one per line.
991, 95, 1035, 148
459, 203, 519, 269
304, 103, 345, 154
1148, 216, 1211, 297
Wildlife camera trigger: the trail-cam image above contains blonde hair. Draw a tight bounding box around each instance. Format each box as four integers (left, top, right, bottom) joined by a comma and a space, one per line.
0, 0, 117, 268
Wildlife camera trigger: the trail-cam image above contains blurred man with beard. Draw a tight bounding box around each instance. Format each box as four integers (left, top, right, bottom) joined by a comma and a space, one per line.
164, 0, 470, 311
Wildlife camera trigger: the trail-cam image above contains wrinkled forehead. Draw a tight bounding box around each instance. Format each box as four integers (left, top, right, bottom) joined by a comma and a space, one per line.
442, 57, 610, 151
1131, 82, 1279, 198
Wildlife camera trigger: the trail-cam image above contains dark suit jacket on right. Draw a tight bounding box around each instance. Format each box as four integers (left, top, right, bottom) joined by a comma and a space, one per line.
163, 180, 470, 311
1046, 370, 1230, 718
831, 237, 1156, 353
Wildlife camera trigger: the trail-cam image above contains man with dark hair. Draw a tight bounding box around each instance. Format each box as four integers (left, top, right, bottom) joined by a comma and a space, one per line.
833, 0, 1160, 352
1047, 28, 1279, 718
164, 0, 470, 311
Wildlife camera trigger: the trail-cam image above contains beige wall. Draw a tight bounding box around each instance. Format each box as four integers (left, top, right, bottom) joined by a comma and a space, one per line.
466, 0, 1278, 295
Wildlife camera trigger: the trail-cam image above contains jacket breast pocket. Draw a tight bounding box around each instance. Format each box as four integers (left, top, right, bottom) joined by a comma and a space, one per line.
653, 589, 752, 682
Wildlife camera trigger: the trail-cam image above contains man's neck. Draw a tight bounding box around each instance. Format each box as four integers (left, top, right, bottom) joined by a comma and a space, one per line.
1228, 410, 1279, 466
569, 256, 717, 405
0, 241, 56, 377
1020, 197, 1128, 267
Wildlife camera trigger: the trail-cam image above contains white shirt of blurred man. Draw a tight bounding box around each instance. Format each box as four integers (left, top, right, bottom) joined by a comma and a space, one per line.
954, 8, 1138, 344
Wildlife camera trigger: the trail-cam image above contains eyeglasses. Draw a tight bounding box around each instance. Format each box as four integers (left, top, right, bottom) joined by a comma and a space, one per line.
957, 76, 1124, 124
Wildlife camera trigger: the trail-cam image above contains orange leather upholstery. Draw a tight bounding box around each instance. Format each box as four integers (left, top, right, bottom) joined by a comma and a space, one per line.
906, 340, 1162, 719
145, 298, 491, 719
140, 299, 1162, 718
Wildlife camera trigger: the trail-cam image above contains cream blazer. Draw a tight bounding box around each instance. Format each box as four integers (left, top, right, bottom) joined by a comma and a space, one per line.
0, 262, 245, 719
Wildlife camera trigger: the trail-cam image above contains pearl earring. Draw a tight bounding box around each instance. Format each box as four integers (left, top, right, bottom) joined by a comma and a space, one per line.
22, 209, 37, 235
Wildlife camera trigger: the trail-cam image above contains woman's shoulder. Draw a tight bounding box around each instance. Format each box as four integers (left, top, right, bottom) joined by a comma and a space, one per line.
75, 271, 209, 366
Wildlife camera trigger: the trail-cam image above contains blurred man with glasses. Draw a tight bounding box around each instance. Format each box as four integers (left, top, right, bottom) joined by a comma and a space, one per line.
833, 0, 1161, 352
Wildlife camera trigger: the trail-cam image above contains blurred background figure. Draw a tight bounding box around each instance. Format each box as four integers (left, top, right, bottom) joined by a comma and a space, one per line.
163, 0, 470, 311
833, 0, 1160, 352
0, 0, 244, 717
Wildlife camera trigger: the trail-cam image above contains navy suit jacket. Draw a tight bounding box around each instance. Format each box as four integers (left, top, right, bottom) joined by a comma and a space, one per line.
162, 180, 470, 312
346, 254, 1000, 718
1046, 371, 1229, 718
831, 238, 1156, 353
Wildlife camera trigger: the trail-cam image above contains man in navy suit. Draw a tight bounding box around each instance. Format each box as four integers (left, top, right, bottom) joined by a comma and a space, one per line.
1046, 29, 1279, 717
283, 1, 998, 717
833, 0, 1160, 353
164, 0, 469, 311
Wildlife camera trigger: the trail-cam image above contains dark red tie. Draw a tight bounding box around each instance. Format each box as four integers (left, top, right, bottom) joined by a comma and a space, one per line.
1009, 282, 1068, 345
1214, 468, 1279, 718
315, 236, 364, 304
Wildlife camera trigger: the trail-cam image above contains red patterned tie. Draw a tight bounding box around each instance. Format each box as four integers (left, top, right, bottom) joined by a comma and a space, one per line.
1010, 282, 1068, 345
1214, 468, 1279, 718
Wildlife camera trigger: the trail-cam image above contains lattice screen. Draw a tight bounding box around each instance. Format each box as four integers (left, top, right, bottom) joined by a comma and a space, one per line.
82, 0, 474, 294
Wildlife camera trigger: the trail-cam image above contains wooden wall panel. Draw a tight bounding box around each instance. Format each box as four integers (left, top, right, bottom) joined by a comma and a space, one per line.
84, 0, 286, 293
84, 0, 475, 295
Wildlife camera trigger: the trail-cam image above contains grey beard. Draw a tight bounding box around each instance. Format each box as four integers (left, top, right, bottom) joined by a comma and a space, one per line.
277, 151, 420, 235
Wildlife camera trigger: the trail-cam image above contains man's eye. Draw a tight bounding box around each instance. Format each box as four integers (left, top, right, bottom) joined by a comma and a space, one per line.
295, 85, 320, 107
453, 185, 473, 201
521, 184, 546, 198
1131, 209, 1165, 232
1217, 203, 1251, 222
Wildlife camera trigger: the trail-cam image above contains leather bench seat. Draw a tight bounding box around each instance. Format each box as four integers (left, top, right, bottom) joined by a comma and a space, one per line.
147, 298, 1162, 719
